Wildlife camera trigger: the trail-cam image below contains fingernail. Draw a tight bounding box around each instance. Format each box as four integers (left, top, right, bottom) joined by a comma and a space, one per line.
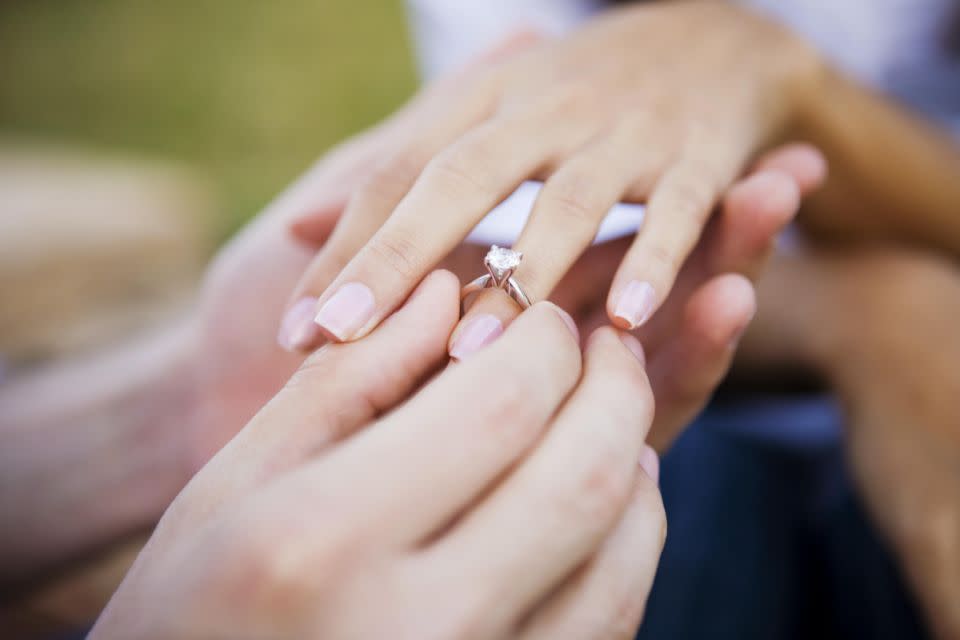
449, 314, 504, 361
619, 333, 646, 366
277, 296, 322, 352
313, 282, 376, 341
638, 445, 660, 485
613, 281, 656, 329
554, 306, 580, 342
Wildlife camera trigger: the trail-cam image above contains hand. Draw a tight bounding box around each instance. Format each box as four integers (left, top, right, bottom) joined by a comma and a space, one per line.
93, 272, 665, 639
281, 0, 822, 352
178, 31, 547, 471
292, 143, 827, 450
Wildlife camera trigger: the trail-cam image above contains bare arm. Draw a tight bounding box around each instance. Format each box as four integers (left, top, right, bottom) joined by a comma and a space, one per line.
0, 325, 195, 586
795, 65, 960, 253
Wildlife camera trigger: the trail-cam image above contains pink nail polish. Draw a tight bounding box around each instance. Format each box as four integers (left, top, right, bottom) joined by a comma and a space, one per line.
449, 314, 503, 361
613, 281, 656, 329
313, 282, 376, 341
278, 297, 322, 352
638, 445, 660, 485
619, 333, 646, 366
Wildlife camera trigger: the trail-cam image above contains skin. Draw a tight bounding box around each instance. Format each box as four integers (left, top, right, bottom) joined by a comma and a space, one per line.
291, 142, 825, 450
91, 275, 667, 640
0, 128, 816, 590
281, 0, 824, 350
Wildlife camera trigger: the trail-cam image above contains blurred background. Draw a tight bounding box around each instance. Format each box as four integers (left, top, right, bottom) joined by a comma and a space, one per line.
0, 0, 417, 373
1, 2, 415, 629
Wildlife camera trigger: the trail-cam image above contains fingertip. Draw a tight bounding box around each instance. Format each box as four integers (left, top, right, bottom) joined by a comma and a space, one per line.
638, 445, 660, 485
727, 169, 801, 230
619, 332, 647, 366
405, 270, 463, 333
608, 280, 657, 331
449, 313, 504, 362
526, 301, 581, 347
756, 143, 827, 195
585, 326, 646, 368
414, 269, 461, 303
288, 206, 341, 248
684, 273, 756, 348
552, 304, 580, 342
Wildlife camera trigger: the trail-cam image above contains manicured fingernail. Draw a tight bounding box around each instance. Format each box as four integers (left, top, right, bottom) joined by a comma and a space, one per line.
313, 282, 376, 341
554, 306, 580, 342
449, 314, 503, 361
278, 296, 322, 352
619, 333, 646, 366
638, 445, 660, 485
613, 281, 656, 329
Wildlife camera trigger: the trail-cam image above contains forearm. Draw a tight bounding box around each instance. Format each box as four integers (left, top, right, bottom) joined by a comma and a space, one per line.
793, 66, 960, 254
0, 323, 196, 586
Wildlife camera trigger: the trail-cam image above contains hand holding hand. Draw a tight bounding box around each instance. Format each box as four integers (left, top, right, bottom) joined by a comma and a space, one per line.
93, 272, 665, 639
281, 0, 822, 353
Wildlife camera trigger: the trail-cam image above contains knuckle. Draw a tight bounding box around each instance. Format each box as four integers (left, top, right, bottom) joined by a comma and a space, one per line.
644, 242, 681, 282
361, 153, 426, 204
366, 230, 427, 280
481, 368, 548, 443
544, 178, 600, 229
426, 142, 494, 199
667, 176, 713, 221
566, 444, 636, 526
218, 518, 316, 611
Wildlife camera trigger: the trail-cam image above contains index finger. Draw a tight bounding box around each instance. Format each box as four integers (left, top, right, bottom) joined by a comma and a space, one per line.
308, 90, 598, 344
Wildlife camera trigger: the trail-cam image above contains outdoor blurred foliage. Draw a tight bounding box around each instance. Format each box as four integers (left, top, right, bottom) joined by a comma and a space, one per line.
0, 0, 418, 241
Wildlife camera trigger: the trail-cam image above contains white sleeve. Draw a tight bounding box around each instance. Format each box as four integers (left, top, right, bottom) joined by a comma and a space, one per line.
404, 0, 601, 81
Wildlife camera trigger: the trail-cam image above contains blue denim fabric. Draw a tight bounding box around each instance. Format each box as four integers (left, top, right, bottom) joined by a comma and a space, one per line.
636, 396, 930, 640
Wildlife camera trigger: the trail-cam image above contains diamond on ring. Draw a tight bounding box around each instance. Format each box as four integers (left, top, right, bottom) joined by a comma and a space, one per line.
461, 245, 532, 312
484, 245, 522, 284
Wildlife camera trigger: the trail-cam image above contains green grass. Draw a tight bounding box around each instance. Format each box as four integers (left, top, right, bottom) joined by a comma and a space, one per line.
0, 0, 418, 240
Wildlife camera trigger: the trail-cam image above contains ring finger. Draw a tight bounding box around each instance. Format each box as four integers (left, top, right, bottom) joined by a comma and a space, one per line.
450, 124, 665, 359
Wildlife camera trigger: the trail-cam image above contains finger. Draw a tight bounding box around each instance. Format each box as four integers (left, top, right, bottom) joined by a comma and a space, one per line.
287, 30, 547, 249
271, 302, 582, 549
608, 138, 745, 330
308, 89, 599, 345
418, 328, 653, 636
706, 168, 800, 279
636, 147, 808, 350
199, 270, 461, 504
285, 40, 548, 251
754, 142, 827, 196
450, 126, 660, 359
702, 142, 825, 280
279, 77, 501, 351
646, 273, 756, 451
519, 458, 665, 640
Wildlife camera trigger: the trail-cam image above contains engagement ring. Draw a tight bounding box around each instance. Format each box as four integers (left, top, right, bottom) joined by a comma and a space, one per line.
461, 245, 532, 312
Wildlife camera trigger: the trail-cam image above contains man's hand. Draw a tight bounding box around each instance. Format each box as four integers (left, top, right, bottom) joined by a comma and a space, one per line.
93, 272, 665, 639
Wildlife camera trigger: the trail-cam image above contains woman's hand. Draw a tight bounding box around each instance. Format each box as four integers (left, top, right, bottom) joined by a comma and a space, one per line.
92, 272, 665, 639
281, 0, 822, 352
291, 143, 827, 451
